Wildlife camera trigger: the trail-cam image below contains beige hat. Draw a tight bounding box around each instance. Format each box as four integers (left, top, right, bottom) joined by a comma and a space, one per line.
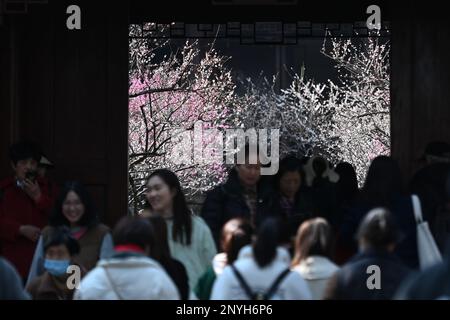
39, 155, 54, 167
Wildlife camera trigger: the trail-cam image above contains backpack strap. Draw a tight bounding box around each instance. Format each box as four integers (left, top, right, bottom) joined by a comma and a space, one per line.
230, 264, 256, 300
264, 268, 291, 300
411, 194, 424, 224
231, 264, 292, 300
102, 265, 124, 300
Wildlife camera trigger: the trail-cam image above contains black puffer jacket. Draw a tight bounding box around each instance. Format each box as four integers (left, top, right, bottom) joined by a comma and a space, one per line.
201, 169, 278, 246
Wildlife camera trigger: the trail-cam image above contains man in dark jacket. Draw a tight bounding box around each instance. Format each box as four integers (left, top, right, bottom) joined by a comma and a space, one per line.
0, 142, 54, 280
324, 208, 411, 300
201, 147, 278, 246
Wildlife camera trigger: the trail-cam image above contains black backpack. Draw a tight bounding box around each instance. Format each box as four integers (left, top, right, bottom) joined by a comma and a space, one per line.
230, 264, 291, 300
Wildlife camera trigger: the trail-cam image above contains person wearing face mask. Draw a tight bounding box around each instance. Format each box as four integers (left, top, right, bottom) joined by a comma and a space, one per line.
142, 169, 217, 291
0, 141, 55, 282
26, 181, 114, 287
26, 226, 83, 300
201, 143, 279, 248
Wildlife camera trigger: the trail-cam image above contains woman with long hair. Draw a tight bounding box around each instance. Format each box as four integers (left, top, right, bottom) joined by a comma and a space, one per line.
195, 217, 253, 300
147, 215, 190, 300
27, 181, 113, 285
291, 218, 339, 299
143, 169, 216, 290
340, 156, 419, 268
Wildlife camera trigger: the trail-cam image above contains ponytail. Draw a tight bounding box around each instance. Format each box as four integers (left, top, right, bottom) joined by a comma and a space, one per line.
253, 218, 280, 268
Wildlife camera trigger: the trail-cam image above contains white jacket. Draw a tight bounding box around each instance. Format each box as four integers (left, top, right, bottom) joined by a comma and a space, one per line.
211, 245, 312, 300
292, 256, 339, 300
73, 255, 179, 300
166, 215, 217, 290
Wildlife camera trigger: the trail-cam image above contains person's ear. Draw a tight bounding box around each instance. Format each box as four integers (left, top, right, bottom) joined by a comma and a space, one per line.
170, 188, 178, 198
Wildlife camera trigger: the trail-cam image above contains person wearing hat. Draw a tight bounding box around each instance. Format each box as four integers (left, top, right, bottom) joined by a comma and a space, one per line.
0, 141, 55, 281
36, 153, 59, 205
37, 154, 54, 178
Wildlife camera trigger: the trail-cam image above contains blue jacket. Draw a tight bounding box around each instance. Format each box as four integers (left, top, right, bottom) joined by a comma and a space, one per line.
324, 249, 411, 300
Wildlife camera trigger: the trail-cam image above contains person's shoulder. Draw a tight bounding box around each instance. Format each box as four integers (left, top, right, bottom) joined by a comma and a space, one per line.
89, 223, 110, 236
216, 264, 233, 281
191, 214, 210, 229
0, 177, 15, 200
171, 258, 188, 273
25, 273, 45, 293
79, 265, 106, 284
205, 183, 227, 198
0, 176, 14, 189
41, 225, 55, 238
0, 257, 19, 276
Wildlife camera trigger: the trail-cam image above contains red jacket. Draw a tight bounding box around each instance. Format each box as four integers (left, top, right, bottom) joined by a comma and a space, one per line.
0, 176, 54, 278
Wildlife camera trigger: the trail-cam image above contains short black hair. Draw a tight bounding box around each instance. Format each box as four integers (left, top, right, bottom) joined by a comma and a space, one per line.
43, 226, 80, 256
9, 141, 41, 165
357, 208, 399, 250
49, 181, 99, 228
274, 155, 306, 191
253, 217, 284, 268
113, 216, 155, 251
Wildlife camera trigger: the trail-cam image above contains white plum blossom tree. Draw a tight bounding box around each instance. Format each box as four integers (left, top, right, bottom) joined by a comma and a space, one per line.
128, 23, 390, 209
322, 34, 390, 183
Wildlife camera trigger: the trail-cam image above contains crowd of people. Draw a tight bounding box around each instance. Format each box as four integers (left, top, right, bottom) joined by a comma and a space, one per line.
1, 140, 450, 300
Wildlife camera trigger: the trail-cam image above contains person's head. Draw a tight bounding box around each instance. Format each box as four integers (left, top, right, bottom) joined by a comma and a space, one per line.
362, 156, 404, 208
235, 143, 263, 188
146, 215, 171, 264
145, 169, 192, 245
9, 141, 41, 181
335, 162, 359, 199
275, 155, 305, 200
252, 217, 283, 268
50, 181, 99, 228
221, 218, 253, 264
312, 156, 328, 178
292, 218, 334, 266
43, 226, 80, 277
113, 216, 155, 256
356, 208, 399, 252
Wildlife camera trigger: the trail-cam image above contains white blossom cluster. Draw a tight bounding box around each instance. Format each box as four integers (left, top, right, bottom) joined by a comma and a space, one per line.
128, 24, 390, 210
